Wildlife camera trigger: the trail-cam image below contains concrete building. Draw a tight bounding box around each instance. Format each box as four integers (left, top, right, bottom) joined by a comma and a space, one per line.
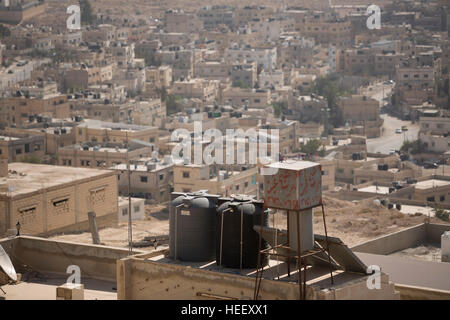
145, 65, 172, 89
197, 5, 234, 30
258, 70, 284, 89
173, 163, 258, 196
0, 133, 45, 163
231, 63, 257, 88
164, 9, 203, 33
224, 46, 277, 71
172, 78, 219, 103
57, 143, 154, 169
112, 157, 174, 203
0, 163, 118, 236
221, 87, 271, 108
0, 93, 70, 127
75, 120, 159, 147
337, 95, 382, 137
117, 197, 145, 222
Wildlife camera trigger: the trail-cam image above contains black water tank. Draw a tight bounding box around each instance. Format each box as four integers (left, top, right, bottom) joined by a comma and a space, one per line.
396, 204, 402, 210
388, 203, 394, 209
215, 198, 269, 269
169, 192, 219, 261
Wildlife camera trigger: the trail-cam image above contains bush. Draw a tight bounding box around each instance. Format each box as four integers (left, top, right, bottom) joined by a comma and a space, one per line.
434, 208, 449, 222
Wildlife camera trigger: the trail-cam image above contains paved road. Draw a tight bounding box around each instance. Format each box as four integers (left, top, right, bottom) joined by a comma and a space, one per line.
368, 114, 419, 153
362, 82, 419, 154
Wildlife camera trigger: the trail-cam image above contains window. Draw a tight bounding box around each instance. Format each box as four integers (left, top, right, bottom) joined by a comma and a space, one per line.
236, 185, 240, 191
182, 171, 190, 178
140, 176, 148, 183
16, 148, 22, 155
34, 144, 40, 151
122, 208, 128, 216
440, 195, 446, 202
337, 168, 344, 174
427, 196, 435, 202
245, 182, 248, 188
134, 205, 140, 212
159, 174, 164, 181
322, 170, 328, 176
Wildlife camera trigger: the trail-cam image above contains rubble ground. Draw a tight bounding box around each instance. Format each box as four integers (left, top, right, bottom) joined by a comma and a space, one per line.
49, 196, 448, 249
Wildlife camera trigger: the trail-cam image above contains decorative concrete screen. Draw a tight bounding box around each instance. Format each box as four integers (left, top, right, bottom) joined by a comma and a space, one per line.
263, 161, 322, 210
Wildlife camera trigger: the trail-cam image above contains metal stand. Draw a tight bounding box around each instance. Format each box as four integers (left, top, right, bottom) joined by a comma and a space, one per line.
253, 203, 334, 300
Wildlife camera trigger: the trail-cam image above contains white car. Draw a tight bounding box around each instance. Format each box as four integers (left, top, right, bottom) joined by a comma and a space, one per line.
395, 129, 402, 134
389, 149, 396, 155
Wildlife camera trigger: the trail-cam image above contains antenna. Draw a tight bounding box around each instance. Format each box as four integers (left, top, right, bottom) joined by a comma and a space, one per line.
0, 244, 17, 283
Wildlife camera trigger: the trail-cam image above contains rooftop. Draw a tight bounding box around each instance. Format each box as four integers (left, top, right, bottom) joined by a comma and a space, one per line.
77, 119, 155, 132
1, 163, 114, 197
415, 179, 450, 190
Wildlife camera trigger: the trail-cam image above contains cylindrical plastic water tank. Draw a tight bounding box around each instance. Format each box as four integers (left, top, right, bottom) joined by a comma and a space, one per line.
169, 192, 219, 261
215, 198, 269, 268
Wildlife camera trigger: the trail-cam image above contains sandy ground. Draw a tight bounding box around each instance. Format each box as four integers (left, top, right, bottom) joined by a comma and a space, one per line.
50, 196, 448, 250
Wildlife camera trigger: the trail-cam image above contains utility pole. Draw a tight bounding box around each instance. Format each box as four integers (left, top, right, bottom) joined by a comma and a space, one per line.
126, 131, 132, 254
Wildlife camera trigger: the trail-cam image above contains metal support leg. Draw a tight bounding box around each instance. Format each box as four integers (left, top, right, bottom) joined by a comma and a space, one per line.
321, 203, 334, 285
296, 211, 303, 300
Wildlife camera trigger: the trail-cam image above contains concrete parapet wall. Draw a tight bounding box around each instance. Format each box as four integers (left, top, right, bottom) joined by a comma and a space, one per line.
395, 284, 450, 300
351, 224, 427, 255
0, 236, 142, 281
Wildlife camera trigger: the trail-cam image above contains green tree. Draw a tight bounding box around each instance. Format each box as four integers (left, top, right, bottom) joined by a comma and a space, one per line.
166, 94, 182, 115
272, 101, 288, 118
434, 208, 449, 222
312, 73, 353, 127
300, 139, 323, 156
79, 0, 95, 25
400, 139, 427, 154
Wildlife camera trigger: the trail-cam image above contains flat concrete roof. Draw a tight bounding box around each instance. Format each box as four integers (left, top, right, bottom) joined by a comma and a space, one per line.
2, 163, 115, 197
356, 252, 450, 291
415, 179, 450, 190
0, 274, 117, 300
358, 186, 390, 194
399, 205, 435, 217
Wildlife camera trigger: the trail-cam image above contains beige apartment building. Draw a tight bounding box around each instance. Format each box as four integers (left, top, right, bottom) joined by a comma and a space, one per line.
0, 163, 118, 236
57, 144, 154, 169
343, 48, 374, 75
221, 87, 271, 108
418, 116, 450, 153
337, 95, 379, 121
0, 133, 45, 162
164, 10, 203, 33
112, 158, 175, 203
419, 117, 450, 135
172, 79, 219, 103
145, 66, 172, 88
0, 94, 71, 127
412, 178, 450, 205
75, 120, 159, 147
174, 164, 258, 197
320, 159, 335, 192
297, 20, 352, 47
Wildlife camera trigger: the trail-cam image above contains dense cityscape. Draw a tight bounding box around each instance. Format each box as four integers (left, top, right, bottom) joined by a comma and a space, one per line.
0, 0, 449, 302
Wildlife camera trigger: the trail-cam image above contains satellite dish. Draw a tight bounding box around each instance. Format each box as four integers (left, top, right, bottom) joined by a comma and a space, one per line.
0, 244, 17, 282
